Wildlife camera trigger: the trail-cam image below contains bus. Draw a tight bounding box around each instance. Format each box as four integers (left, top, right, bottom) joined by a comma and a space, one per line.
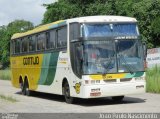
10, 16, 146, 104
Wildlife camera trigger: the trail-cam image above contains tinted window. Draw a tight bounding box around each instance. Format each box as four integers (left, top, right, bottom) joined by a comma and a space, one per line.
70, 23, 80, 41
29, 36, 36, 52
22, 37, 28, 53
37, 33, 46, 51
15, 39, 21, 54
83, 23, 138, 37
57, 26, 67, 47
11, 41, 15, 55
46, 30, 56, 49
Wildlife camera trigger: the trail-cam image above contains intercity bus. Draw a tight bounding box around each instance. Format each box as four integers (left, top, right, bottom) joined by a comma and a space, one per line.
10, 16, 146, 103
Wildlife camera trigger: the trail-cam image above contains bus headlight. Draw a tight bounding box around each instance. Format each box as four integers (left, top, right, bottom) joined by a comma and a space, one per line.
135, 77, 145, 80
85, 80, 89, 84
91, 80, 95, 84
84, 80, 101, 84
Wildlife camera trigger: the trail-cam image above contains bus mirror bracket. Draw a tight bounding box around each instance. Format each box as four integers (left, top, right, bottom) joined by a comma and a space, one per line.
71, 37, 83, 43
142, 42, 147, 59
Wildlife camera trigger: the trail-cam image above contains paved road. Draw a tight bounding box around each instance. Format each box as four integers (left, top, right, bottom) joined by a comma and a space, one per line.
0, 80, 160, 113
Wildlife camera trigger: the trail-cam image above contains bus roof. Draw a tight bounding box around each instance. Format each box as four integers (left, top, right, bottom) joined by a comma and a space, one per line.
11, 20, 66, 40
67, 15, 137, 23
11, 16, 137, 40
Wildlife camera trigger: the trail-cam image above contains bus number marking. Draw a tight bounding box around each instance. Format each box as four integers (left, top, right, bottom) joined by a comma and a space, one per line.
102, 75, 113, 80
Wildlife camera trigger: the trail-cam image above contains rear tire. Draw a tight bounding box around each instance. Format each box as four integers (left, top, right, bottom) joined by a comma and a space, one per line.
64, 82, 74, 104
112, 96, 124, 102
20, 81, 25, 95
22, 79, 32, 96
25, 83, 32, 96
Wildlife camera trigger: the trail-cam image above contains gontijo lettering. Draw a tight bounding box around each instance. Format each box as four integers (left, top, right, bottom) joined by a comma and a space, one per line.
23, 56, 39, 65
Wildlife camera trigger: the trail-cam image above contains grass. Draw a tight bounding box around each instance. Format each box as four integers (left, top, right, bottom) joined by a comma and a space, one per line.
0, 94, 18, 103
0, 69, 11, 80
146, 66, 160, 93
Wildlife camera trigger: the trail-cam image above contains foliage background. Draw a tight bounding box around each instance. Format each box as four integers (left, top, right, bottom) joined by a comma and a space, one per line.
0, 20, 33, 68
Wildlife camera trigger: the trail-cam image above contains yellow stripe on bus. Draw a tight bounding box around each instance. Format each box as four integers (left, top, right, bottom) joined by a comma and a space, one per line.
59, 61, 67, 64
90, 73, 126, 80
11, 20, 64, 40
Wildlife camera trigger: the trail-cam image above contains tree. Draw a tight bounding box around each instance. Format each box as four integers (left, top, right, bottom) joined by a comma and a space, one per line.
151, 17, 160, 46
43, 1, 83, 24
41, 0, 160, 48
42, 0, 111, 24
0, 26, 7, 68
132, 0, 160, 48
0, 20, 34, 68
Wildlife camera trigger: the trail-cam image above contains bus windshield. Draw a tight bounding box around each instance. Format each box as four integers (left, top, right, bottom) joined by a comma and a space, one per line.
83, 23, 138, 37
116, 39, 144, 73
83, 40, 117, 74
82, 39, 144, 74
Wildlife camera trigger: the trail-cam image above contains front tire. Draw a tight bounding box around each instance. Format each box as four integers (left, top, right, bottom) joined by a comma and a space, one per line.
64, 82, 74, 104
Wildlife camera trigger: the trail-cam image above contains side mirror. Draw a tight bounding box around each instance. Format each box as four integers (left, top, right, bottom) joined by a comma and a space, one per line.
143, 42, 147, 59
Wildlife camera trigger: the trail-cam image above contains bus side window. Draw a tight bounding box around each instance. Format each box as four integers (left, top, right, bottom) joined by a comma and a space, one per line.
29, 36, 36, 52
15, 39, 21, 54
11, 40, 15, 55
57, 26, 67, 48
37, 33, 46, 51
46, 30, 56, 49
22, 37, 29, 53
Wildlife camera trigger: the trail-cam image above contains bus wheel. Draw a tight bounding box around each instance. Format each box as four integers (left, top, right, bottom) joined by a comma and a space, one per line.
25, 83, 31, 96
64, 82, 74, 104
112, 96, 124, 102
20, 82, 25, 95
23, 80, 32, 96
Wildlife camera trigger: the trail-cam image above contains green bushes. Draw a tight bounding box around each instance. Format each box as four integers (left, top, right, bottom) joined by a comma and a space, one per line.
0, 69, 11, 80
146, 66, 160, 93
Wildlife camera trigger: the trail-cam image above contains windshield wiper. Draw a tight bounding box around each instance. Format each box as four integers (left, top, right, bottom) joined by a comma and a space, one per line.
99, 56, 115, 74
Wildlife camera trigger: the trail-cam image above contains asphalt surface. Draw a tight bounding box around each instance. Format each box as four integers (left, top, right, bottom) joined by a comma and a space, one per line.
0, 80, 160, 113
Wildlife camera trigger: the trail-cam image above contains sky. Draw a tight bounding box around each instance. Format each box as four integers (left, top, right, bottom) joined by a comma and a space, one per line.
0, 0, 57, 26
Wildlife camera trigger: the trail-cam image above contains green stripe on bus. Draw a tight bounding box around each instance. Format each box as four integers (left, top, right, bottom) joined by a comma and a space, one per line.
38, 52, 59, 85
125, 72, 144, 78
134, 72, 144, 77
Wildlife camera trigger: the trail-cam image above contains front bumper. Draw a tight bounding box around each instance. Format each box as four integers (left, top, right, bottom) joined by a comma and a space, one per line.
79, 81, 146, 98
